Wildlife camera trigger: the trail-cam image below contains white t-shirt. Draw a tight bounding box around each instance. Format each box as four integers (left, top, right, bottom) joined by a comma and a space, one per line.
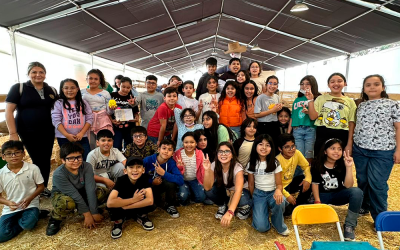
246, 161, 282, 192
211, 162, 248, 191
86, 147, 126, 176
181, 150, 197, 181
198, 92, 221, 123
177, 94, 199, 112
0, 162, 44, 215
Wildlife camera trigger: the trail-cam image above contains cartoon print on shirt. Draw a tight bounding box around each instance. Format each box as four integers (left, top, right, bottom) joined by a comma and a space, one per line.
145, 99, 159, 111
321, 171, 339, 190
321, 98, 348, 128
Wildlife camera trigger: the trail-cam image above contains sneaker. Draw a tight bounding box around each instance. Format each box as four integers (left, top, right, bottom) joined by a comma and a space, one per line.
41, 188, 52, 197
166, 206, 180, 218
111, 220, 124, 239
236, 205, 251, 220
358, 208, 370, 216
136, 214, 154, 231
343, 224, 355, 241
215, 204, 227, 220
46, 218, 62, 236
278, 228, 290, 236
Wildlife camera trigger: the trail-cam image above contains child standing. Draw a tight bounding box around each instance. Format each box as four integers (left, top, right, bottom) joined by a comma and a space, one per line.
147, 87, 182, 146
107, 157, 156, 239
218, 81, 245, 138
276, 134, 312, 216
86, 129, 126, 202
241, 80, 259, 119
177, 81, 200, 119
135, 75, 164, 129
311, 138, 363, 241
233, 118, 257, 169
110, 77, 139, 151
277, 107, 292, 135
124, 126, 158, 159
173, 132, 206, 205
174, 108, 204, 150
254, 75, 282, 146
203, 142, 252, 227
198, 75, 220, 124
291, 75, 320, 163
218, 58, 241, 92
306, 73, 357, 154
46, 143, 103, 236
352, 74, 400, 222
143, 139, 183, 218
248, 61, 264, 94
196, 57, 218, 100
0, 141, 44, 242
81, 69, 113, 149
236, 70, 250, 90
52, 79, 93, 160
247, 134, 288, 235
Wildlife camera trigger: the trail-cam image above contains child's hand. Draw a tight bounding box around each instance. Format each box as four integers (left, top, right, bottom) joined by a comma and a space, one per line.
66, 133, 77, 142
394, 150, 400, 164
153, 162, 165, 176
271, 103, 282, 113
104, 179, 115, 189
175, 155, 185, 167
132, 189, 145, 202
343, 150, 354, 168
198, 99, 203, 111
75, 132, 84, 141
83, 213, 96, 229
221, 212, 233, 227
299, 180, 311, 192
300, 103, 309, 114
273, 189, 283, 205
210, 95, 218, 112
8, 200, 19, 211
152, 177, 162, 186
203, 153, 211, 171
286, 195, 296, 205
128, 95, 136, 106
92, 213, 103, 222
305, 89, 314, 100
112, 119, 121, 125
18, 197, 33, 209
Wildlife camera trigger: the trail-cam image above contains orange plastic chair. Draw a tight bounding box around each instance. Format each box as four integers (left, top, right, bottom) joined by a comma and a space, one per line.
292, 204, 344, 250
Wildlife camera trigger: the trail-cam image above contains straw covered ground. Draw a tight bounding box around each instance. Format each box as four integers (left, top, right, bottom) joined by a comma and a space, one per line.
0, 136, 399, 250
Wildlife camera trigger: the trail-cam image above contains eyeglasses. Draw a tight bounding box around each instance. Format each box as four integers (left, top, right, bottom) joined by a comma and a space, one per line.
3, 151, 23, 158
63, 87, 78, 91
283, 145, 296, 150
267, 82, 278, 86
133, 134, 146, 139
65, 155, 83, 162
217, 150, 232, 156
184, 115, 194, 118
299, 83, 311, 86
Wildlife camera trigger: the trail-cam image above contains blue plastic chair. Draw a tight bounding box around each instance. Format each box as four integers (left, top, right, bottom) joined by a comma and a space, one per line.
375, 211, 400, 250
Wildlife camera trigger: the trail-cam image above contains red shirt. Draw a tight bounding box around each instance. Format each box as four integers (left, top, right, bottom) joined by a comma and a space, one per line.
147, 102, 182, 137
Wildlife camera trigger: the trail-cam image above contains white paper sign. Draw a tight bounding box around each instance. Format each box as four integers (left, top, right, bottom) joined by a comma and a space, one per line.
115, 109, 133, 122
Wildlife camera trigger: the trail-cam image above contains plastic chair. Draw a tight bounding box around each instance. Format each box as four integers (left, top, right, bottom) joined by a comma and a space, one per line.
375, 211, 400, 250
292, 204, 344, 250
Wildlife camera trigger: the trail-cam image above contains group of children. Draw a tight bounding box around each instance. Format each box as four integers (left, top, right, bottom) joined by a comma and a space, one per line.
0, 57, 399, 243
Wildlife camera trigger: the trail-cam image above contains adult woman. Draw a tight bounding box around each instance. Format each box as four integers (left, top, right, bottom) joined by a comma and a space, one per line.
113, 75, 123, 92
5, 62, 57, 196
248, 61, 264, 94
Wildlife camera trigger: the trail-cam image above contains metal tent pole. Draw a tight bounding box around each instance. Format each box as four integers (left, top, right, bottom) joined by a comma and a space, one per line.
8, 28, 20, 83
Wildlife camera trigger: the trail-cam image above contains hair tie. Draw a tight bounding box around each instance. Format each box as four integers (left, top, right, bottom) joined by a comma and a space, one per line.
324, 138, 342, 145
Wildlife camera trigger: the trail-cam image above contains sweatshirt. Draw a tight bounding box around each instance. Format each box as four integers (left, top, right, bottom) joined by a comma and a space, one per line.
143, 153, 184, 186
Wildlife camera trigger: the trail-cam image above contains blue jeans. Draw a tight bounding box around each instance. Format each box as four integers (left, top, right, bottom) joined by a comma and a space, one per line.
293, 126, 315, 159
205, 184, 252, 208
113, 128, 133, 151
252, 188, 287, 233
230, 126, 241, 139
178, 179, 206, 204
57, 137, 90, 161
0, 208, 39, 243
148, 135, 172, 145
319, 187, 363, 227
352, 143, 395, 221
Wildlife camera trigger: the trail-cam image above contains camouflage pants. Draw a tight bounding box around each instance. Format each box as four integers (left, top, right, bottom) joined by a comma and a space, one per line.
50, 189, 109, 220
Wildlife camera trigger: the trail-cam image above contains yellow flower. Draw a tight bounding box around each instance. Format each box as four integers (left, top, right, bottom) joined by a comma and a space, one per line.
109, 99, 117, 108
268, 103, 275, 110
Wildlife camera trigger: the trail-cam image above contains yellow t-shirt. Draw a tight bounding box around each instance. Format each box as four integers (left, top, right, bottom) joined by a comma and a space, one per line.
276, 150, 311, 198
313, 94, 356, 130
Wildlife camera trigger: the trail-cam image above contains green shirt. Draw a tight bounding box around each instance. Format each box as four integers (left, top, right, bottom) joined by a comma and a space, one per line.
313, 94, 356, 130
291, 96, 315, 127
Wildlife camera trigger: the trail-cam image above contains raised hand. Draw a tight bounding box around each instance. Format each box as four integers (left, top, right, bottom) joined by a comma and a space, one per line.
198, 99, 204, 111
301, 103, 309, 114
176, 155, 185, 167
153, 162, 166, 176
343, 150, 354, 168
128, 95, 136, 106
305, 88, 314, 100
210, 95, 218, 112
203, 153, 211, 171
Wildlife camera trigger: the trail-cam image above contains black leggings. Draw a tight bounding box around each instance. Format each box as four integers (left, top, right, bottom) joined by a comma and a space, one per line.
19, 128, 54, 187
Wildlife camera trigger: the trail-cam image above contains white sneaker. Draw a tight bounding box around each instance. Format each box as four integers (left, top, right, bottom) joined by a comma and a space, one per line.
278, 228, 290, 236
